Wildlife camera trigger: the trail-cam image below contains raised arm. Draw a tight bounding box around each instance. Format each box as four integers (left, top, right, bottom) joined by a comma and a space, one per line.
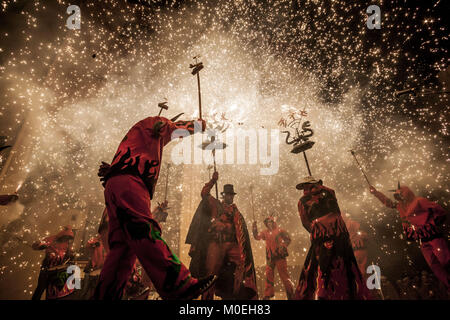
162, 117, 206, 145
370, 186, 396, 209
32, 236, 53, 250
201, 171, 218, 198
252, 222, 264, 240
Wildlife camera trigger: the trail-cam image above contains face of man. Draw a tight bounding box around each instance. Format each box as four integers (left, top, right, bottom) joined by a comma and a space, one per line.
303, 183, 314, 192
224, 193, 234, 205
267, 221, 275, 230
394, 191, 404, 202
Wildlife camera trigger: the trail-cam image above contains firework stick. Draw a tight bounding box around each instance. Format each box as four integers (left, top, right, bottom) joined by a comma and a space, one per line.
350, 150, 371, 187
303, 151, 312, 176
207, 165, 213, 179
212, 148, 218, 199
197, 72, 202, 119
199, 136, 226, 200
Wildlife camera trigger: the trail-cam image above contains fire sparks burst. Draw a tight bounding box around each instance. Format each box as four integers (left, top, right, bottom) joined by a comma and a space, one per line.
0, 0, 448, 299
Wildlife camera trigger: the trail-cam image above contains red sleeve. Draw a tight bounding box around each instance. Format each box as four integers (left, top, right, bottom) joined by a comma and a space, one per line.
162, 118, 204, 145
87, 236, 101, 248
372, 190, 396, 209
201, 179, 216, 198
32, 236, 54, 250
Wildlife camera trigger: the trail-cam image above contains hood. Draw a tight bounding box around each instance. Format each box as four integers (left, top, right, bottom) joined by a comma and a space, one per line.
263, 216, 277, 229
55, 225, 74, 241
394, 186, 416, 205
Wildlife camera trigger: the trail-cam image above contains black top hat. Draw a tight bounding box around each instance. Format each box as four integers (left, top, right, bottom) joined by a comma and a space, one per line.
221, 184, 237, 196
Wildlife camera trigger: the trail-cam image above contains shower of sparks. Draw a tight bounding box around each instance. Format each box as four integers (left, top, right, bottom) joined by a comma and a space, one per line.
0, 0, 448, 298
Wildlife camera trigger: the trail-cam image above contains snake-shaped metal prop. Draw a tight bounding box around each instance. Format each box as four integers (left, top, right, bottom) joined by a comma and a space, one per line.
282, 121, 314, 146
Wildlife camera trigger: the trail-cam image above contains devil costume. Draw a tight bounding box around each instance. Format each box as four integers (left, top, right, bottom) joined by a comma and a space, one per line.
86, 234, 106, 271
371, 185, 449, 288
253, 217, 295, 299
93, 116, 215, 300
186, 178, 258, 300
90, 210, 151, 300
31, 226, 75, 300
80, 234, 106, 299
295, 178, 370, 300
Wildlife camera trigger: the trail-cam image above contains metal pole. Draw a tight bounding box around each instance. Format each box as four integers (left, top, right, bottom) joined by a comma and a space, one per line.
197, 73, 202, 119
303, 151, 312, 176
213, 149, 218, 199
350, 150, 371, 187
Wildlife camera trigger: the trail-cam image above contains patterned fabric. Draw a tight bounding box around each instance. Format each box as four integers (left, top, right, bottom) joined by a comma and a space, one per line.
32, 233, 74, 270
298, 185, 348, 240
296, 184, 370, 300
101, 116, 203, 199
186, 179, 258, 300
32, 229, 75, 300
93, 174, 197, 300
372, 186, 447, 241
45, 268, 75, 300
373, 186, 450, 288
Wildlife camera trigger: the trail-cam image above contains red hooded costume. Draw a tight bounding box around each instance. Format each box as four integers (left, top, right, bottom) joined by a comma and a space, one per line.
93, 116, 208, 300
87, 234, 105, 271
95, 203, 168, 299
31, 226, 75, 300
371, 185, 449, 288
295, 183, 370, 300
253, 217, 295, 299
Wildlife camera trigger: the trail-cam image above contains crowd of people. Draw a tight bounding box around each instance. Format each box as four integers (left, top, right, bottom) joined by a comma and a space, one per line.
1, 115, 448, 300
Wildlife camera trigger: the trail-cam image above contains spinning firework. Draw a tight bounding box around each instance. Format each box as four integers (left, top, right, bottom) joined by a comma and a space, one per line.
280, 109, 315, 176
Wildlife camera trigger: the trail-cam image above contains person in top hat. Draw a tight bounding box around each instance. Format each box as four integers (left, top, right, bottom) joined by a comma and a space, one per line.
295, 176, 370, 300
253, 216, 295, 299
31, 225, 75, 300
186, 171, 258, 300
93, 115, 216, 300
370, 183, 449, 289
